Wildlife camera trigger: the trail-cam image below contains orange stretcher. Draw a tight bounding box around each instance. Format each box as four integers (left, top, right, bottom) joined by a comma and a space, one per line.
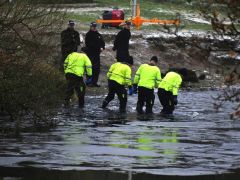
96, 4, 180, 29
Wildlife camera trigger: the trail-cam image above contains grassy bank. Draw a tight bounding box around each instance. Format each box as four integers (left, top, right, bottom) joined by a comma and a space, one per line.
64, 0, 212, 31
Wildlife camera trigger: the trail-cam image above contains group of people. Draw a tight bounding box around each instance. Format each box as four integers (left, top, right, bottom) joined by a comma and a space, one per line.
61, 20, 182, 115
61, 20, 131, 87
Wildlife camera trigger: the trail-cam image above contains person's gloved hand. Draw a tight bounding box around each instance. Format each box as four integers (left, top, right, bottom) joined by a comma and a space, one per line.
128, 86, 133, 95
85, 76, 93, 85
173, 96, 178, 105
133, 84, 138, 94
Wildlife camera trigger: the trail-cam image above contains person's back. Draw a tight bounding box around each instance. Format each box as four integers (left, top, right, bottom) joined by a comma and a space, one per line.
102, 58, 133, 113
134, 63, 161, 89
134, 56, 160, 114
64, 49, 92, 108
64, 52, 92, 77
107, 62, 132, 86
158, 71, 182, 115
159, 72, 182, 95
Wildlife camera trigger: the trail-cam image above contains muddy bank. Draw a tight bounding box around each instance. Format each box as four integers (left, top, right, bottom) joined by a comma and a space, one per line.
80, 30, 239, 89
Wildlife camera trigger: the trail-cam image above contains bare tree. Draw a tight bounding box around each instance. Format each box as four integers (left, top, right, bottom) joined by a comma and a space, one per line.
196, 0, 240, 118
0, 0, 66, 135
153, 0, 239, 118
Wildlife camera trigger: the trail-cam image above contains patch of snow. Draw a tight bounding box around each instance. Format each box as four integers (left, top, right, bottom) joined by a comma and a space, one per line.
151, 8, 176, 15
216, 54, 240, 61
59, 7, 129, 14
184, 17, 210, 24
151, 8, 211, 25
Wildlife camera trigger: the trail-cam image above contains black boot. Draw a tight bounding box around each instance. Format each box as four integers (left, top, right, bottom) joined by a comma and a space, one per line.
136, 102, 144, 114
102, 100, 108, 108
119, 101, 126, 113
64, 99, 70, 108
119, 108, 126, 113
145, 105, 153, 114
79, 98, 84, 108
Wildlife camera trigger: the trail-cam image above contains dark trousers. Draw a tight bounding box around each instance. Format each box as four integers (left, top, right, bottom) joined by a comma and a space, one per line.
87, 53, 100, 85
65, 73, 86, 108
103, 80, 127, 112
116, 50, 129, 62
158, 88, 175, 114
137, 86, 155, 114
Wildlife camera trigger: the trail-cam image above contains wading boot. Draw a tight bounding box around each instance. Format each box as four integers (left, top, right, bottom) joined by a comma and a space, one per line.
119, 108, 126, 113
102, 100, 108, 108
136, 102, 144, 114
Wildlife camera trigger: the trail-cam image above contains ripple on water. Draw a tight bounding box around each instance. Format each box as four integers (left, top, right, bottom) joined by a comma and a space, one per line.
0, 90, 240, 176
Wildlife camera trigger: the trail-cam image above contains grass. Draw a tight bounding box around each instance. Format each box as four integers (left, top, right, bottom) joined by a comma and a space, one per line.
66, 13, 98, 23
64, 0, 239, 32
184, 23, 212, 31
92, 0, 209, 31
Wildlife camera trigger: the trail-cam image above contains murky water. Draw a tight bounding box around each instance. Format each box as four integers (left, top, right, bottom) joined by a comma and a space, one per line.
1, 90, 240, 179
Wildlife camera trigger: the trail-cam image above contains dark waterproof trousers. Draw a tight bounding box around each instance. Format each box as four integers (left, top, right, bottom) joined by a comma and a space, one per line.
65, 73, 86, 108
116, 50, 129, 63
137, 86, 155, 114
103, 80, 127, 112
87, 53, 100, 85
158, 88, 175, 114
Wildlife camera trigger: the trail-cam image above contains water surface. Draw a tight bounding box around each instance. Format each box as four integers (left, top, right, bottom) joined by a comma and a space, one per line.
0, 90, 240, 179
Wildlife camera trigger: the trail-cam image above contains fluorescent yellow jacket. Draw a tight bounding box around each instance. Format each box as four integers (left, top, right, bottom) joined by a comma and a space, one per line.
134, 64, 161, 89
158, 72, 182, 95
64, 52, 92, 77
107, 62, 132, 86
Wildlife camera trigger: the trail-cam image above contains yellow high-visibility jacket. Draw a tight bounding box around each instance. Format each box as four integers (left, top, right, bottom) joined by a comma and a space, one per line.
158, 72, 182, 95
134, 64, 161, 89
107, 62, 132, 86
64, 52, 92, 77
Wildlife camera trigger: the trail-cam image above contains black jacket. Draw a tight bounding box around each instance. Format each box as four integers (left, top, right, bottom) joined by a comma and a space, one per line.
113, 28, 131, 51
85, 30, 105, 55
61, 28, 80, 54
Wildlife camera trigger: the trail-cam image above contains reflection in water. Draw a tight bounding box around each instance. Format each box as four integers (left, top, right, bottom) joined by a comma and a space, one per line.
160, 128, 178, 158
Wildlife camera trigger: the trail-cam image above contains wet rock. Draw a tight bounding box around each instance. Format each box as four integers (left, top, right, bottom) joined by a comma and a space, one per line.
167, 68, 199, 82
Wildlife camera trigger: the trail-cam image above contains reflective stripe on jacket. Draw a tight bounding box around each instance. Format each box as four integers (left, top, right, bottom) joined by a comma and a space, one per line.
158, 72, 182, 95
134, 64, 161, 89
107, 62, 132, 86
64, 52, 92, 77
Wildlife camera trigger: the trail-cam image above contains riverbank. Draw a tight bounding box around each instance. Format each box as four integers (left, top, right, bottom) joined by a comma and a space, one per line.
58, 1, 239, 90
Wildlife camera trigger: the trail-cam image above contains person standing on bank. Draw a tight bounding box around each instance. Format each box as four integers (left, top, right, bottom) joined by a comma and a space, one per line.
85, 22, 105, 87
61, 20, 81, 64
133, 56, 161, 114
64, 47, 92, 108
112, 21, 131, 62
158, 71, 182, 115
102, 56, 133, 113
